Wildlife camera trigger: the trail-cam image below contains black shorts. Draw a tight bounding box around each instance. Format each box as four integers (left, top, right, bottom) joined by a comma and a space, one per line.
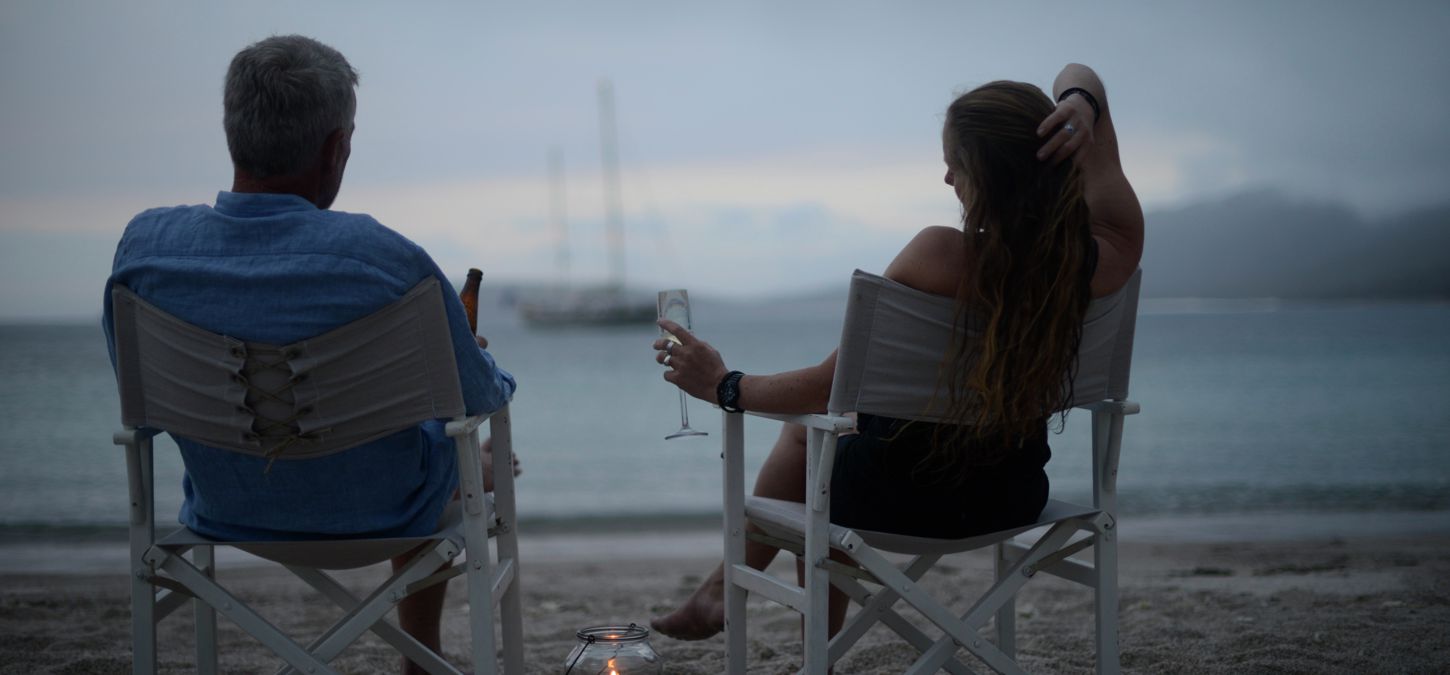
828, 414, 1051, 540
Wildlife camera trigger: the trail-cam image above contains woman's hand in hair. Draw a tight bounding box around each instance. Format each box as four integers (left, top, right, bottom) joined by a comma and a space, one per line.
1035, 93, 1096, 165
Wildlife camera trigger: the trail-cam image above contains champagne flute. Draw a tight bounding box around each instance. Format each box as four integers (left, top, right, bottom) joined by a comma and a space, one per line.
658, 289, 708, 440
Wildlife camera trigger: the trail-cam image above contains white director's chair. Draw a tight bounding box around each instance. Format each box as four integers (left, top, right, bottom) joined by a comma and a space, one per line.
720, 269, 1141, 674
111, 278, 523, 675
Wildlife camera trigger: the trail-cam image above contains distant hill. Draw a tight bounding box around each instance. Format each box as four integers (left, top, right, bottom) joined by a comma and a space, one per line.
726, 191, 1450, 303
1140, 191, 1450, 299
477, 191, 1450, 310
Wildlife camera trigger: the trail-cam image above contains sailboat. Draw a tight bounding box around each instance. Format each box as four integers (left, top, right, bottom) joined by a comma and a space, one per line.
519, 79, 656, 327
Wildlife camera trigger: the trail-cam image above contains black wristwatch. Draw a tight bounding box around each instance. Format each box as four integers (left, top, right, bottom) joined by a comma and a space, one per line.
716, 370, 745, 413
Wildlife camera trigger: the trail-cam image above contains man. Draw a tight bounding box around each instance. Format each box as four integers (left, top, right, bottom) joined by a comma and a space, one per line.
101, 35, 515, 673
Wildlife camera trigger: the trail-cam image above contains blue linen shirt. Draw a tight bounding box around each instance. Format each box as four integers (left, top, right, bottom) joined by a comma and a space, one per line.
102, 191, 516, 540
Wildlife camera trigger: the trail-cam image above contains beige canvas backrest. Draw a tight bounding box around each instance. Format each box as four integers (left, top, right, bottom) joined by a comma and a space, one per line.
111, 278, 466, 460
827, 268, 1141, 420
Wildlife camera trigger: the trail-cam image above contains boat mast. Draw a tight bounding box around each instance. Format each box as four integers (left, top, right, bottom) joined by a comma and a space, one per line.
548, 146, 570, 292
597, 79, 626, 293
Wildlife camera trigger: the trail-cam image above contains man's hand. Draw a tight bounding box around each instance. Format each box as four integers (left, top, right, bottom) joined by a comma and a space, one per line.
653, 319, 730, 404
474, 335, 489, 350
479, 437, 520, 492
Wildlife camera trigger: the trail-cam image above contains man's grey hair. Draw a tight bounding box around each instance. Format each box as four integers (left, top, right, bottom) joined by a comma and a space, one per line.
224, 35, 359, 178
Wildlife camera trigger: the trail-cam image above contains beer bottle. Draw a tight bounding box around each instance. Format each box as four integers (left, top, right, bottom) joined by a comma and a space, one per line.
459, 268, 483, 335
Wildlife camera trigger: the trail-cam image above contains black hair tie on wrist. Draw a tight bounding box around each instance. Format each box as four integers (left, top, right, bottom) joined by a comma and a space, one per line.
1058, 87, 1101, 125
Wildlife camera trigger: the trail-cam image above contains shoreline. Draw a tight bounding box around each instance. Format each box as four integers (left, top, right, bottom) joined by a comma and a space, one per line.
4, 508, 1447, 575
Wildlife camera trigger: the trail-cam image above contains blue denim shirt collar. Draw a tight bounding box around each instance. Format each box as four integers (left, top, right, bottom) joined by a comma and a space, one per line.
214, 191, 319, 218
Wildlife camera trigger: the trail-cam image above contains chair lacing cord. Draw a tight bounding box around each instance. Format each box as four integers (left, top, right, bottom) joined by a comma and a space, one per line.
256, 430, 330, 474
231, 348, 330, 473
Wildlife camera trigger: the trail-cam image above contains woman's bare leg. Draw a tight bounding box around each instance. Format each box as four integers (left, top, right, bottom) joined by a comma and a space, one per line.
652, 423, 847, 640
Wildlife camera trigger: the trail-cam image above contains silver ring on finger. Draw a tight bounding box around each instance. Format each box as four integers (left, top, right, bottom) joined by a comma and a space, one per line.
663, 353, 673, 367
665, 341, 674, 355
1064, 122, 1077, 136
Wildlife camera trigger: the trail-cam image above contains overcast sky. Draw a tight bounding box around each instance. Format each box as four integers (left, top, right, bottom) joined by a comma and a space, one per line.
2, 1, 1448, 319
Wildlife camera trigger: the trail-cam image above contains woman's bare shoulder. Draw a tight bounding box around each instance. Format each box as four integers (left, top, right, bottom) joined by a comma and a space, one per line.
884, 226, 964, 297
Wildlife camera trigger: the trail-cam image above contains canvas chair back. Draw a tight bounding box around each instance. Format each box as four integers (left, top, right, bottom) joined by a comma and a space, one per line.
111, 278, 466, 461
827, 268, 1141, 420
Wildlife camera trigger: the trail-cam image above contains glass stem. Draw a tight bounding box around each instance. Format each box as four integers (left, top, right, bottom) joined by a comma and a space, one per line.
678, 389, 692, 428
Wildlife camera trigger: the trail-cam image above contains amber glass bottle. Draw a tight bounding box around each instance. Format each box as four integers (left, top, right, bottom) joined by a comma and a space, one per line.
459, 268, 483, 334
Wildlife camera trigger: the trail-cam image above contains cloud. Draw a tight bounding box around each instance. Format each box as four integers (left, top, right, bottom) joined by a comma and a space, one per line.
0, 148, 947, 318
337, 149, 955, 295
6, 1, 1449, 317
1119, 130, 1250, 210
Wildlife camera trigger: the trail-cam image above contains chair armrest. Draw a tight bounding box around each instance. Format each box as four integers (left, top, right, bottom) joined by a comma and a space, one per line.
445, 412, 497, 438
731, 411, 850, 514
1075, 400, 1140, 416
113, 426, 161, 446
742, 410, 856, 434
115, 427, 160, 527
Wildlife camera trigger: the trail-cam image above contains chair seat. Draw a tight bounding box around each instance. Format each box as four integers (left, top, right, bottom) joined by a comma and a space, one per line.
155, 496, 497, 570
745, 496, 1100, 556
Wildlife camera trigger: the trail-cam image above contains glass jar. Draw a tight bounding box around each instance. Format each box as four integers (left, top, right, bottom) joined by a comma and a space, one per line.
563, 624, 663, 674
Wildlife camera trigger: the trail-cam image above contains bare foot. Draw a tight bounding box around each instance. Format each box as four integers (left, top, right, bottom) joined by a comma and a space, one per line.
651, 565, 726, 640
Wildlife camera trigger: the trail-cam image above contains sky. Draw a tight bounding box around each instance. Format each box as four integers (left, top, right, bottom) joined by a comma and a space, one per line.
2, 1, 1448, 320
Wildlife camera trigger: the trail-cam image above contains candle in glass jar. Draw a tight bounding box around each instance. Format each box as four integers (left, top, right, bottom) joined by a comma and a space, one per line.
564, 625, 661, 674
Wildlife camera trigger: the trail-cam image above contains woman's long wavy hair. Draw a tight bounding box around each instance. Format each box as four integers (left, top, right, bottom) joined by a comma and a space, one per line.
928, 81, 1095, 470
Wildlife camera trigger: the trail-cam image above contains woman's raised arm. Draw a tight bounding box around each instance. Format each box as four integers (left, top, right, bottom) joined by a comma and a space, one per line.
1037, 63, 1144, 298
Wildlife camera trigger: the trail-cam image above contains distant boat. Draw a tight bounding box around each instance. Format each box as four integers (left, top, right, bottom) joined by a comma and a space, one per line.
520, 79, 655, 328
519, 289, 656, 326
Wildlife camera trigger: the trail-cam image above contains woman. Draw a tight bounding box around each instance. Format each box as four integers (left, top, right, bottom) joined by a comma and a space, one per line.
651, 63, 1143, 640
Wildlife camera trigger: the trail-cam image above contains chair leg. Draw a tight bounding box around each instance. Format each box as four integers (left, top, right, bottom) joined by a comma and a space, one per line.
194, 545, 218, 675
828, 563, 973, 675
464, 547, 498, 675
722, 411, 748, 675
892, 522, 1082, 675
1094, 530, 1121, 675
995, 541, 1016, 659
153, 551, 338, 674
287, 566, 461, 675
131, 565, 157, 675
126, 437, 157, 675
498, 550, 525, 675
449, 422, 501, 674
297, 543, 460, 672
495, 504, 524, 673
486, 411, 525, 675
801, 428, 831, 674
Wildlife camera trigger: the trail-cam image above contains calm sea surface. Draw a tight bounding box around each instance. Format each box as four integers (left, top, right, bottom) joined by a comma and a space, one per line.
2, 301, 1448, 534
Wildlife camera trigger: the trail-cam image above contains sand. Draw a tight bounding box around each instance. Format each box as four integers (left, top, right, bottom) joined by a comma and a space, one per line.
2, 529, 1448, 674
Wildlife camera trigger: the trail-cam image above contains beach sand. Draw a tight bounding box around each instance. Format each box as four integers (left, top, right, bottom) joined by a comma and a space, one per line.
2, 528, 1448, 674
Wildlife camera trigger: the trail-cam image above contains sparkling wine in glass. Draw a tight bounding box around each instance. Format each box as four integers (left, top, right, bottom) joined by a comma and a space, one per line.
658, 289, 708, 440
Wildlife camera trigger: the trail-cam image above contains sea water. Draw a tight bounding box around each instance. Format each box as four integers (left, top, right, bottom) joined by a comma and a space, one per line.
1, 301, 1448, 535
